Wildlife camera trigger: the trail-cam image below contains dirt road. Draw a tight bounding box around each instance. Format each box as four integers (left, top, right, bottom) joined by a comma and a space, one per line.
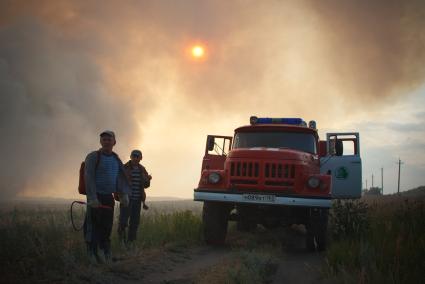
97, 226, 327, 284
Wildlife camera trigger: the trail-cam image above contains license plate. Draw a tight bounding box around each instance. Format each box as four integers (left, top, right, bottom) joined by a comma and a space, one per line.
242, 194, 276, 203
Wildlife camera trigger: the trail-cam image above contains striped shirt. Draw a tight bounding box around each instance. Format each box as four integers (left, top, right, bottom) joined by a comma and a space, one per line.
130, 167, 142, 200
95, 154, 119, 194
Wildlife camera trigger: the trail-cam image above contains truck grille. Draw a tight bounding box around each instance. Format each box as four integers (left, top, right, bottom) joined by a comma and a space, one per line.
229, 161, 296, 188
230, 161, 260, 177
264, 163, 295, 179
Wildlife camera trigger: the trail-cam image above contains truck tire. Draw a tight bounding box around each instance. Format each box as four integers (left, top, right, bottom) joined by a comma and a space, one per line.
202, 202, 230, 245
305, 210, 328, 252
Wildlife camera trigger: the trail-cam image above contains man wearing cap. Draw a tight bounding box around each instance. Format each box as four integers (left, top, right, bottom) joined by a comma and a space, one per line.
83, 130, 130, 263
118, 149, 152, 244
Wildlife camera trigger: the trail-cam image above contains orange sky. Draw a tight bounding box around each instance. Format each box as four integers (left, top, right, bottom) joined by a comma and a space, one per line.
1, 0, 424, 199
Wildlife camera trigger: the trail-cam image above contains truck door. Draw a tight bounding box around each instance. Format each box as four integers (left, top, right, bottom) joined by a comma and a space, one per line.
201, 135, 232, 171
320, 132, 362, 199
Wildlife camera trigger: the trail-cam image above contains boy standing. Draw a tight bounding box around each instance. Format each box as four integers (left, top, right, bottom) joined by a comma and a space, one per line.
118, 149, 152, 243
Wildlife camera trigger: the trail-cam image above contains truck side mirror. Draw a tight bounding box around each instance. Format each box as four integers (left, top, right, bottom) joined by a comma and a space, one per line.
335, 140, 343, 156
207, 136, 215, 151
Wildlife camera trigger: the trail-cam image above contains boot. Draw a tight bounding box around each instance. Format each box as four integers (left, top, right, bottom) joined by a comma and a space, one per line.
87, 243, 99, 264
104, 249, 112, 264
128, 227, 137, 243
117, 226, 127, 245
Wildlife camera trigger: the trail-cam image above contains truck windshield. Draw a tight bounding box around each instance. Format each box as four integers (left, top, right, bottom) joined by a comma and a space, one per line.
233, 131, 317, 153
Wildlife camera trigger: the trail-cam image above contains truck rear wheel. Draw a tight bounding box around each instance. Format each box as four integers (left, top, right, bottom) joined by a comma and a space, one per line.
305, 209, 328, 252
202, 202, 230, 245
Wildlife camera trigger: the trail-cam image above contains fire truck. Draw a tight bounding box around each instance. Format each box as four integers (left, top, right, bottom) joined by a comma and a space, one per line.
194, 116, 362, 251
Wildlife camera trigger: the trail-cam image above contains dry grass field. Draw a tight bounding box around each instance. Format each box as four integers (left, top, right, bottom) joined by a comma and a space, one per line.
0, 188, 424, 283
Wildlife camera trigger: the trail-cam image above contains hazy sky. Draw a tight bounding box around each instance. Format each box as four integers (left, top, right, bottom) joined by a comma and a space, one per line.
1, 0, 424, 199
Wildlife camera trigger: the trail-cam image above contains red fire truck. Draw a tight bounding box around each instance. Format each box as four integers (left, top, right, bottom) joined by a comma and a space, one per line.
194, 116, 362, 251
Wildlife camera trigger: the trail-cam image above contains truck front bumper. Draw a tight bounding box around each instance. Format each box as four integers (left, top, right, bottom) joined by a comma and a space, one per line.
194, 190, 331, 208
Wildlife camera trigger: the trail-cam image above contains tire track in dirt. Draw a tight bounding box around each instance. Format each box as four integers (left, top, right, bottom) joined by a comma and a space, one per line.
101, 246, 232, 284
272, 226, 328, 284
271, 252, 325, 284
142, 246, 232, 283
104, 226, 327, 283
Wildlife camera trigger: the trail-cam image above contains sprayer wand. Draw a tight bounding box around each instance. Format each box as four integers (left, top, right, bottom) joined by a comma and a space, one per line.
70, 200, 113, 231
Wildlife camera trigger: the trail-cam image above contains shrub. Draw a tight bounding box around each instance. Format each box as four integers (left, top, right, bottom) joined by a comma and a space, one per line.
330, 199, 369, 240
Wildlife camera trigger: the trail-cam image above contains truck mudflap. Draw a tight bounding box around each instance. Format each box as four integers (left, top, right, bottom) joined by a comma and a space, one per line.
194, 190, 331, 208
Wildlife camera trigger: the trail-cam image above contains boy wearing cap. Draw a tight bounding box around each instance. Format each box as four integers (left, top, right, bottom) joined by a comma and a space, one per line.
83, 130, 131, 263
118, 149, 152, 244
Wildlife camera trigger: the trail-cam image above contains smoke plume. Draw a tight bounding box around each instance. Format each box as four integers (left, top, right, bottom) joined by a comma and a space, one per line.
0, 0, 424, 198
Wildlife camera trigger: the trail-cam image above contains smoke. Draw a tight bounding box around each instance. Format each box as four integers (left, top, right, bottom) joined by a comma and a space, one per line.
1, 0, 424, 198
309, 0, 425, 103
0, 21, 137, 197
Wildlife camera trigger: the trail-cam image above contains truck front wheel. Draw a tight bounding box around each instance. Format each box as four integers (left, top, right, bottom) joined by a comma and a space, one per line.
202, 202, 231, 245
305, 209, 329, 252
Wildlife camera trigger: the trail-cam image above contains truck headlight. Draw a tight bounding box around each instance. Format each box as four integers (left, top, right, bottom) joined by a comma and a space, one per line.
208, 172, 221, 184
307, 177, 320, 188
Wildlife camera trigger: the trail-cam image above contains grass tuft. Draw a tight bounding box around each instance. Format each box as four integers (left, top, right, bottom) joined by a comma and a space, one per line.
197, 250, 278, 284
227, 250, 278, 284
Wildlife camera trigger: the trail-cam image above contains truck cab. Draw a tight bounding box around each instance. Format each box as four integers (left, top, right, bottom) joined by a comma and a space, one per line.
194, 116, 362, 250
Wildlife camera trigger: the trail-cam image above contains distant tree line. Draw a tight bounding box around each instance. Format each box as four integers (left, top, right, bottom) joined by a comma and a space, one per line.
363, 187, 382, 196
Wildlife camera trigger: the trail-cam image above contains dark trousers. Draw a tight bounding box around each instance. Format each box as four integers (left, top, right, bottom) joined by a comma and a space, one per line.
118, 198, 142, 242
83, 194, 115, 255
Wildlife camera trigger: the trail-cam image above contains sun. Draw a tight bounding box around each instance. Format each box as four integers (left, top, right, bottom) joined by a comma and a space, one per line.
191, 45, 205, 58
186, 43, 208, 61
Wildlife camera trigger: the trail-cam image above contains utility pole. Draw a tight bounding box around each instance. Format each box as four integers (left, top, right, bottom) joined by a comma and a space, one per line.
381, 167, 384, 195
366, 179, 368, 190
372, 174, 374, 188
397, 158, 404, 194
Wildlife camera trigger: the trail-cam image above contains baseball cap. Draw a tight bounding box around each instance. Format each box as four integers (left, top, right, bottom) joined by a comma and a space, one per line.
131, 150, 142, 157
100, 130, 115, 138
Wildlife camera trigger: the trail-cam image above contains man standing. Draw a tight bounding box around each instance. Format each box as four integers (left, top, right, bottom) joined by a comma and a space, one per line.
84, 130, 130, 263
118, 149, 152, 244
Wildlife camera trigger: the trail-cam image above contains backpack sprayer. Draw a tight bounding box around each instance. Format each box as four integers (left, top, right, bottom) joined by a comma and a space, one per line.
70, 201, 113, 231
